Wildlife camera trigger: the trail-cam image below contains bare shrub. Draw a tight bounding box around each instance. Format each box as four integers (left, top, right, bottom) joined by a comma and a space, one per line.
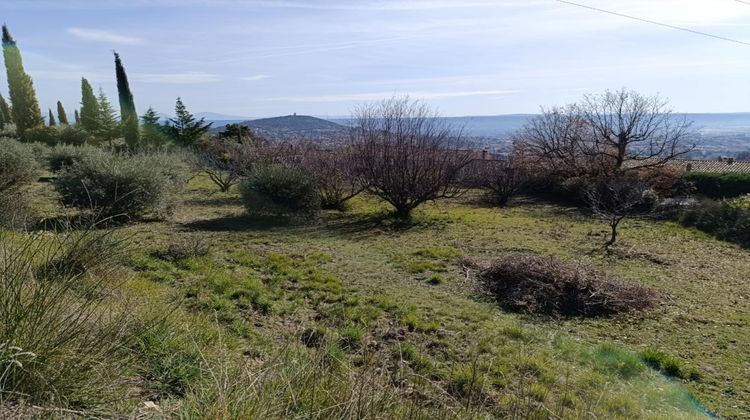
468, 159, 528, 206
478, 255, 658, 317
350, 97, 473, 218
153, 236, 210, 262
0, 193, 34, 230
198, 138, 257, 192
299, 145, 363, 210
584, 174, 657, 246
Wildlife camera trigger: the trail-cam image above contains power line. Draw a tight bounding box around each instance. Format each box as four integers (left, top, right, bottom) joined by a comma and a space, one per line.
555, 0, 750, 47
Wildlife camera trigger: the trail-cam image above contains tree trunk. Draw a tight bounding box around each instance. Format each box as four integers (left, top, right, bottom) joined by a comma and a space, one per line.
394, 205, 412, 220
607, 220, 618, 246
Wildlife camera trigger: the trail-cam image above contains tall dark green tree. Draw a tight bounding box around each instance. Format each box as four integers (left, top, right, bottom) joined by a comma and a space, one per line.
74, 109, 80, 125
2, 24, 43, 136
164, 97, 212, 146
141, 106, 169, 147
79, 77, 99, 134
114, 52, 139, 148
0, 93, 9, 129
56, 101, 69, 125
97, 88, 120, 146
48, 109, 56, 126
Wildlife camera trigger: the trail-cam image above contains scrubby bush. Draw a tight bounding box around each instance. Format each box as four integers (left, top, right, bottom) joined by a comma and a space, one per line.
54, 152, 191, 220
522, 173, 588, 206
0, 139, 38, 193
679, 199, 750, 248
21, 125, 60, 145
239, 164, 320, 216
478, 255, 659, 316
730, 194, 750, 210
0, 140, 38, 229
46, 144, 107, 172
0, 196, 34, 230
57, 124, 93, 146
683, 172, 750, 199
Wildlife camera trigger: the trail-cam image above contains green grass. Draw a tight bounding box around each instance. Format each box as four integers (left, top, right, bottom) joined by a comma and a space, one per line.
6, 174, 750, 418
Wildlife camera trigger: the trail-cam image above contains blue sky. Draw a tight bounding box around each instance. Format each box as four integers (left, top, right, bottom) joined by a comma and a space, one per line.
1, 0, 749, 118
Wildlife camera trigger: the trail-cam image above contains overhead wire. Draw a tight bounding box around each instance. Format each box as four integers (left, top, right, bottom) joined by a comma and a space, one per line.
555, 0, 750, 47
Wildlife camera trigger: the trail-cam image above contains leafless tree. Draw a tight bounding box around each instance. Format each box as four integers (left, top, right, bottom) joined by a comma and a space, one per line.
576, 88, 695, 172
198, 138, 258, 192
514, 88, 695, 176
299, 145, 364, 210
584, 174, 657, 246
350, 97, 473, 219
512, 106, 594, 177
477, 158, 528, 207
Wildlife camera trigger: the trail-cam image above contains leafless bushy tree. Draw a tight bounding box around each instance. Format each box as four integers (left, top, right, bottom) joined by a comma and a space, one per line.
585, 174, 657, 246
577, 88, 695, 172
350, 97, 473, 218
514, 88, 695, 176
299, 145, 363, 210
198, 138, 257, 192
478, 158, 528, 207
463, 158, 527, 207
512, 106, 594, 176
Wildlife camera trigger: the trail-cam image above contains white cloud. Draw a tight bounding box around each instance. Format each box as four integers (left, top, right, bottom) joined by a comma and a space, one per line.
271, 89, 519, 102
67, 27, 145, 45
130, 72, 221, 83
241, 74, 271, 81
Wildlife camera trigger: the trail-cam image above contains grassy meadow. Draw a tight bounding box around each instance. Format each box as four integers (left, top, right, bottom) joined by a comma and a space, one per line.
9, 173, 747, 418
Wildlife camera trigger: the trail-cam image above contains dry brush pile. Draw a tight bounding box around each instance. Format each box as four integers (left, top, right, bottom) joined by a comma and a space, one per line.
476, 255, 660, 317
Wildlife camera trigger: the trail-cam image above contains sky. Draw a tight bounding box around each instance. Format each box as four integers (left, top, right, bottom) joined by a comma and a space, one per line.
1, 0, 749, 118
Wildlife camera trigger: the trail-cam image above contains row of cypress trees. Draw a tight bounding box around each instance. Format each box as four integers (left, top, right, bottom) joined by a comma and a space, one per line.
1, 24, 211, 149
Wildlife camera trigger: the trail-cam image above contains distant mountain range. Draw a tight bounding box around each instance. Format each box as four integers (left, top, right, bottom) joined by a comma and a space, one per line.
200, 112, 750, 156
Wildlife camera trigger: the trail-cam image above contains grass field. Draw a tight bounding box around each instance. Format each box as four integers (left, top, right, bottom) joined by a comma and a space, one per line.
8, 174, 749, 418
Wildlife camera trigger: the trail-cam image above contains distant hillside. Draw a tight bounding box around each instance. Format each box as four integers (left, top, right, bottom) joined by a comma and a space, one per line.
227, 115, 348, 143
245, 115, 344, 132
202, 112, 750, 156
196, 112, 251, 122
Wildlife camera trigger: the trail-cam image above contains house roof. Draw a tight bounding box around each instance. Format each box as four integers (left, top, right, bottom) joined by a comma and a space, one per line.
662, 158, 750, 174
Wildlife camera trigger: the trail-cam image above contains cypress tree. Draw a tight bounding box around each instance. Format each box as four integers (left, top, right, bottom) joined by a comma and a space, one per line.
56, 101, 69, 125
97, 88, 120, 146
74, 109, 80, 125
79, 77, 99, 134
48, 108, 56, 126
2, 25, 43, 136
0, 93, 9, 129
114, 52, 139, 148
